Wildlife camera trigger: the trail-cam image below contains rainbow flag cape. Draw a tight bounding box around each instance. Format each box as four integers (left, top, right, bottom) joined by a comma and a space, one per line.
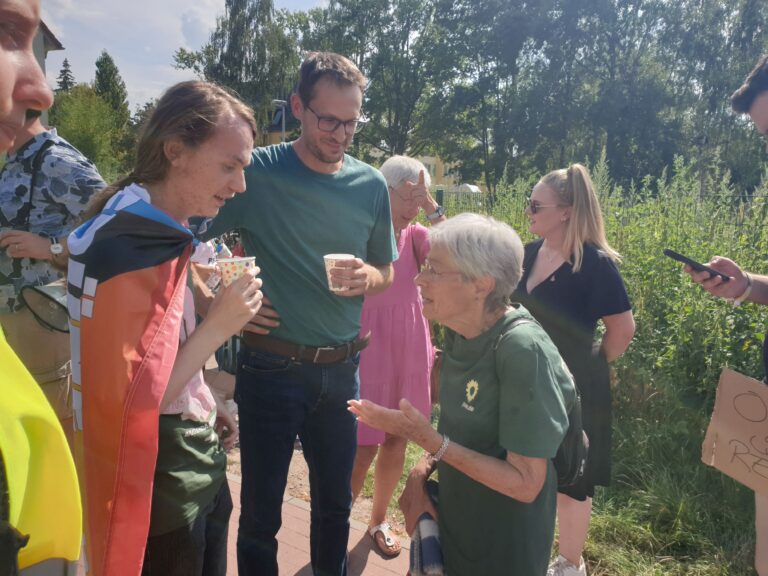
0, 330, 81, 570
67, 185, 192, 576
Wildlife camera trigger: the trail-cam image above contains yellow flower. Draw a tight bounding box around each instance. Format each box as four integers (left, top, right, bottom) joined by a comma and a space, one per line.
466, 380, 479, 403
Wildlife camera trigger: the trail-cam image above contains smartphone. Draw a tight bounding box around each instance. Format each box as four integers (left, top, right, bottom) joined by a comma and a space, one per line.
663, 249, 730, 282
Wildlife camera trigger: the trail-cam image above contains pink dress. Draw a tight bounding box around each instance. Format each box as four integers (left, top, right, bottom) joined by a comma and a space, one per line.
358, 223, 434, 446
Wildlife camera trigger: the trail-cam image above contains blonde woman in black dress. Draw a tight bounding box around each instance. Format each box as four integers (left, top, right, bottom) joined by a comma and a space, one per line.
513, 164, 635, 576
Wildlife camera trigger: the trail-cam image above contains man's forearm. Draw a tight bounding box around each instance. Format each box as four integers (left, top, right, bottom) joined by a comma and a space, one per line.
364, 262, 394, 295
746, 273, 768, 306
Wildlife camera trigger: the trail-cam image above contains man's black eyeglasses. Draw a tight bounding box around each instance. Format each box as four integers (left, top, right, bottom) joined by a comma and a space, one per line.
305, 104, 368, 134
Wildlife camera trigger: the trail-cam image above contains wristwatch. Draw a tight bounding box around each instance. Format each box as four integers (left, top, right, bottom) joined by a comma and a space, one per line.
426, 205, 445, 221
49, 237, 64, 256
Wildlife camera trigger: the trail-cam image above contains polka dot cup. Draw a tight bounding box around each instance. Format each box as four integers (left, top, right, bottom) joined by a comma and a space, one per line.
217, 257, 256, 287
324, 253, 355, 292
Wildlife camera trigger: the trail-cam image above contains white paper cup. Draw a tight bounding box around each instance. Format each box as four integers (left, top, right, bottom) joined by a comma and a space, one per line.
324, 253, 354, 292
218, 256, 256, 287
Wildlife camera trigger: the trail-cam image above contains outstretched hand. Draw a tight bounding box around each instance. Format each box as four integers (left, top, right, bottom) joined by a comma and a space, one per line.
347, 397, 438, 450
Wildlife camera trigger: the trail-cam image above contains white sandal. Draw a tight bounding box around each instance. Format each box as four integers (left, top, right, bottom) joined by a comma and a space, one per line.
368, 522, 401, 557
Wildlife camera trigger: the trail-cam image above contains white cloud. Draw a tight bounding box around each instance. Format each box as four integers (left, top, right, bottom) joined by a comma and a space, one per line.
42, 0, 324, 109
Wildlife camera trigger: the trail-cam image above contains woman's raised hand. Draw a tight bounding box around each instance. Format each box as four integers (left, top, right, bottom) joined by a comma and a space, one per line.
205, 268, 263, 339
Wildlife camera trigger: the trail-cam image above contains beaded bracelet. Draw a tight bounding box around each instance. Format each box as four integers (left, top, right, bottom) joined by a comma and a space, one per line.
430, 434, 450, 463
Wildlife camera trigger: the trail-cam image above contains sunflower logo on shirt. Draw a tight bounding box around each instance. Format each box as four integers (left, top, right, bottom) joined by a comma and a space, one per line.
466, 380, 479, 403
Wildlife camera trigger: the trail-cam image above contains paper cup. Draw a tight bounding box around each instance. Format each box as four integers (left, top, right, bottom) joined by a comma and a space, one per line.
218, 256, 256, 287
324, 253, 354, 292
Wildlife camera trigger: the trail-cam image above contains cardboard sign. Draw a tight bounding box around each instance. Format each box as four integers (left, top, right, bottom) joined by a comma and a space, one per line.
702, 368, 768, 495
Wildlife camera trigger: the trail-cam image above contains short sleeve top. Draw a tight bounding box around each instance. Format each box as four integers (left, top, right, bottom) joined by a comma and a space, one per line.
0, 129, 105, 312
435, 305, 575, 574
201, 143, 398, 346
514, 240, 631, 363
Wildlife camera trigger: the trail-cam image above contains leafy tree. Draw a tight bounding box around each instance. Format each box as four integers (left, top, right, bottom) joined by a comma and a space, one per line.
56, 58, 75, 93
94, 50, 130, 128
174, 0, 300, 123
131, 100, 157, 135
49, 84, 122, 181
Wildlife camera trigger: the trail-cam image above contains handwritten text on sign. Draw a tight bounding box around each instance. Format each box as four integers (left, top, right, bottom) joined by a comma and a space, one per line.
702, 367, 768, 495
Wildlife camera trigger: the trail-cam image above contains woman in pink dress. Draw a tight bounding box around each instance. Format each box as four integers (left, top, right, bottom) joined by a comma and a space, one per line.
350, 156, 446, 557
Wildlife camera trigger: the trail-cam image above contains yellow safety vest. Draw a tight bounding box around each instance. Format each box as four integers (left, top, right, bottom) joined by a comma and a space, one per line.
0, 329, 81, 569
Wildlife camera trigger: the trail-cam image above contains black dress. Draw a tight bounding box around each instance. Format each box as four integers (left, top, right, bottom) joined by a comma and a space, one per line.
513, 239, 631, 499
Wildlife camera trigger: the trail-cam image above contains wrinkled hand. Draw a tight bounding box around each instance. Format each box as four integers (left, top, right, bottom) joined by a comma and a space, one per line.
205, 270, 263, 338
0, 230, 53, 260
242, 295, 281, 335
684, 256, 744, 300
329, 258, 370, 297
398, 455, 439, 536
214, 402, 239, 452
348, 397, 437, 449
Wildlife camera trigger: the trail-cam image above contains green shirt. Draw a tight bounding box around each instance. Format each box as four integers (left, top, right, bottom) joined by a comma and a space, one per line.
437, 305, 575, 575
150, 415, 227, 536
202, 143, 398, 346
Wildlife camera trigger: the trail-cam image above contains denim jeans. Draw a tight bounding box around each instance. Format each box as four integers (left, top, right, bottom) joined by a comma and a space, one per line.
235, 347, 360, 576
141, 480, 232, 576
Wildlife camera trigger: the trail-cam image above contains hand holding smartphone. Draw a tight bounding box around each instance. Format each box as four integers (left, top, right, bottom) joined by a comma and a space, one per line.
663, 249, 731, 282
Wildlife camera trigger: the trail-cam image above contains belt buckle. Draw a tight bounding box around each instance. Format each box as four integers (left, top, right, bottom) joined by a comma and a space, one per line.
313, 346, 337, 363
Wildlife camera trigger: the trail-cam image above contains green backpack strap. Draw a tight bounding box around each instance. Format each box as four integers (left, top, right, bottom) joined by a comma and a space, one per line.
493, 316, 537, 352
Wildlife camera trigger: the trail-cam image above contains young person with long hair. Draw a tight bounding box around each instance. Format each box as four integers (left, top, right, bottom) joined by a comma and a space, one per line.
513, 164, 636, 576
69, 80, 262, 576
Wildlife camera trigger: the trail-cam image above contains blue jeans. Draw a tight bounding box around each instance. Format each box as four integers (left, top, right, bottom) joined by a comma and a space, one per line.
235, 347, 360, 576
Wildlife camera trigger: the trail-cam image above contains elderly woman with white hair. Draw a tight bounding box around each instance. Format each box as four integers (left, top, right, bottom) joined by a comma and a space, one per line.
350, 155, 446, 557
349, 213, 576, 575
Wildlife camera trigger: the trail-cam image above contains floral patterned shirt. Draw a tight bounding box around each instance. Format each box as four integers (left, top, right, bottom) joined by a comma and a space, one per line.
0, 129, 106, 313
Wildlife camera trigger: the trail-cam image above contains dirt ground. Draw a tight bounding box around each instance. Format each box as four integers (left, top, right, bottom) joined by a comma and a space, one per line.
227, 446, 406, 536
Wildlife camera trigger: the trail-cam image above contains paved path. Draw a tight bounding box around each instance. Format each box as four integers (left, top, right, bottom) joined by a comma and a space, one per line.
227, 474, 411, 576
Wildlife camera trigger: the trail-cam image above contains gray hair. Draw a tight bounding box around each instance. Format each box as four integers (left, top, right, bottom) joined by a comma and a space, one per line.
379, 155, 432, 189
428, 213, 523, 312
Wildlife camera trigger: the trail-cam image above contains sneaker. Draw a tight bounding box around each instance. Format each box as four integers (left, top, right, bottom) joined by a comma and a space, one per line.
547, 554, 586, 576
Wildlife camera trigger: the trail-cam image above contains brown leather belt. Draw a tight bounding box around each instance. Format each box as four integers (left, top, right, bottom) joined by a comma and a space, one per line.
241, 332, 370, 364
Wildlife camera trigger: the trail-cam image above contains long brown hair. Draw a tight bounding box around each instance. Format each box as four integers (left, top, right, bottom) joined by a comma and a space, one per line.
540, 163, 620, 272
82, 81, 257, 221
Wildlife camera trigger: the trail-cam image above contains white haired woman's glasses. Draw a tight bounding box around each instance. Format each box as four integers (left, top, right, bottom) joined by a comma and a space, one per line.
418, 260, 463, 280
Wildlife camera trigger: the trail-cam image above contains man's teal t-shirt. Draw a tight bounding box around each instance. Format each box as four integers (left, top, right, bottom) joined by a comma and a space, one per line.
202, 143, 397, 346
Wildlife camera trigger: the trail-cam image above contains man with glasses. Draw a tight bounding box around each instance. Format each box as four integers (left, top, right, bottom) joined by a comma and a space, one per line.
200, 51, 397, 576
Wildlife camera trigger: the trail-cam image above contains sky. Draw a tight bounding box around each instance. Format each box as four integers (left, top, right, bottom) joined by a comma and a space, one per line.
41, 0, 324, 110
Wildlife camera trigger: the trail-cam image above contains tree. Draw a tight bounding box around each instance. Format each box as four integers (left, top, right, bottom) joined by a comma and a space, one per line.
49, 84, 122, 181
174, 0, 300, 124
56, 58, 75, 92
131, 100, 157, 135
94, 50, 130, 128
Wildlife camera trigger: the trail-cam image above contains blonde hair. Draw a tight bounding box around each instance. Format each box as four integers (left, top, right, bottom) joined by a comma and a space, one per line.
540, 163, 619, 272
